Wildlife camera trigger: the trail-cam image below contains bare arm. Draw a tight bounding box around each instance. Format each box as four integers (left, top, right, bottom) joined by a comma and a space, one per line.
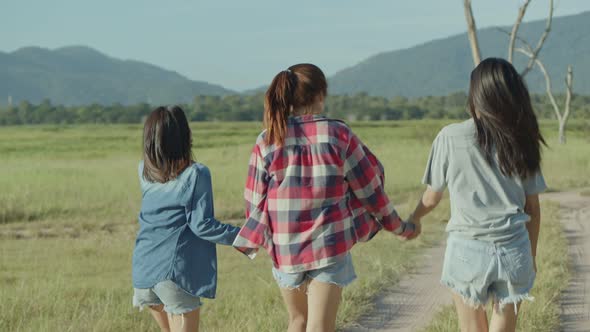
525, 194, 541, 271
408, 186, 444, 237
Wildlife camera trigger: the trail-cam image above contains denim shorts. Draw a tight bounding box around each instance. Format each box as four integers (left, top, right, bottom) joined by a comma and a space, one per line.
272, 253, 357, 289
133, 280, 202, 315
441, 234, 535, 312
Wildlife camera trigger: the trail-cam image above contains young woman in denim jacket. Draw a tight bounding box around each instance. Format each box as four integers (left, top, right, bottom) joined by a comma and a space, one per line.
132, 106, 240, 332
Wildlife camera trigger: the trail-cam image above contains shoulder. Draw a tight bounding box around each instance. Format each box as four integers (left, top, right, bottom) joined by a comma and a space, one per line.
188, 162, 211, 179
255, 130, 267, 145
253, 130, 272, 157
323, 118, 353, 145
179, 163, 211, 186
182, 163, 212, 195
438, 119, 475, 138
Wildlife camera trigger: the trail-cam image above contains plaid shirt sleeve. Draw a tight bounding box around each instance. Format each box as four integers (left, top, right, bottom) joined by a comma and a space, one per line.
232, 143, 272, 258
344, 132, 414, 238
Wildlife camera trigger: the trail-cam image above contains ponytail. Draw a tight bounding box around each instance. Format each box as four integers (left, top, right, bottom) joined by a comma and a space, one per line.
263, 64, 328, 146
264, 70, 295, 146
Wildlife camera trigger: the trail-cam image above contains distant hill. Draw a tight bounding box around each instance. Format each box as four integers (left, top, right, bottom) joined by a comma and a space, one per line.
0, 46, 233, 105
329, 11, 590, 97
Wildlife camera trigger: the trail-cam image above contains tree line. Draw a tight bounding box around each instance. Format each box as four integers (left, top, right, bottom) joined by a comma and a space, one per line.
1, 91, 589, 126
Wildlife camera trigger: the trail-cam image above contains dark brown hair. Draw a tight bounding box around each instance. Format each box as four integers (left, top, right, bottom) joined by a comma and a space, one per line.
264, 63, 328, 145
468, 57, 546, 178
142, 105, 193, 183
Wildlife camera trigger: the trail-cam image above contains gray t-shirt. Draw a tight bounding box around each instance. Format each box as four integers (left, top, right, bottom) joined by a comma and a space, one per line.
422, 119, 547, 244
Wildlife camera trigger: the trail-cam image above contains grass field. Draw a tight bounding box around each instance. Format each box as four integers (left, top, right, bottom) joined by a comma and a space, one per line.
0, 119, 588, 331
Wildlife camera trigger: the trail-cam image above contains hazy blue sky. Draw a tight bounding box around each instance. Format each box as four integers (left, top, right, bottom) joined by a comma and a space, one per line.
2, 0, 589, 91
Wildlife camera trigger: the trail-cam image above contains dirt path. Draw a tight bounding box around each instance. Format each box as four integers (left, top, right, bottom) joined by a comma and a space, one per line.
542, 190, 590, 332
344, 190, 590, 332
344, 241, 452, 332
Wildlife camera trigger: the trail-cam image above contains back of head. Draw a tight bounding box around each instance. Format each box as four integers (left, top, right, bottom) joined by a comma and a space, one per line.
142, 105, 193, 183
264, 63, 328, 146
468, 58, 545, 178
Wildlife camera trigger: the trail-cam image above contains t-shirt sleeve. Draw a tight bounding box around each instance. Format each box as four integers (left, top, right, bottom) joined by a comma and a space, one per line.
523, 170, 547, 195
422, 132, 448, 192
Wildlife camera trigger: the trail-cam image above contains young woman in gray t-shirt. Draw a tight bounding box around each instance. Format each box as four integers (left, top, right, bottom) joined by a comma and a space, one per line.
409, 58, 546, 332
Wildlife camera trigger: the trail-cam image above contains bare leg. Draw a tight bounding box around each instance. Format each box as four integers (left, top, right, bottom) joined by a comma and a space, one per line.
279, 283, 309, 332
489, 302, 520, 332
167, 308, 200, 332
148, 305, 170, 332
306, 279, 342, 332
452, 293, 489, 332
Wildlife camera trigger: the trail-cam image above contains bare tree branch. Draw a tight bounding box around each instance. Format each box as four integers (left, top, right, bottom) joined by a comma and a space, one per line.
508, 0, 531, 63
521, 0, 554, 77
463, 0, 482, 66
561, 65, 574, 143
497, 27, 534, 53
515, 47, 561, 122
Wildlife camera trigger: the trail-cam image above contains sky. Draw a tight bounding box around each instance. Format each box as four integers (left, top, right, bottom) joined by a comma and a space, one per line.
2, 0, 589, 91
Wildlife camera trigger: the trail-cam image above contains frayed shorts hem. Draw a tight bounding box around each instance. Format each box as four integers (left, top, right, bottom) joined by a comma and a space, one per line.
133, 280, 202, 315
274, 274, 356, 290
132, 301, 202, 316
272, 253, 357, 290
441, 279, 488, 309
441, 279, 535, 313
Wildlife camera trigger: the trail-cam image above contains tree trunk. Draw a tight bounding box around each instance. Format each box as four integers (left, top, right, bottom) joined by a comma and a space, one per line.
559, 65, 573, 145
463, 0, 481, 66
508, 0, 531, 63
558, 120, 567, 144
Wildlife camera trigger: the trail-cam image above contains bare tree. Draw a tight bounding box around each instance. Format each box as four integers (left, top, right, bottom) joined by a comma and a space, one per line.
463, 0, 481, 66
508, 0, 531, 63
463, 0, 574, 144
515, 47, 573, 144
518, 0, 554, 77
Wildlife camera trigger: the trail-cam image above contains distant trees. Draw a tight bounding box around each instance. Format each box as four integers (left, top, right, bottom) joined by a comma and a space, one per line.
0, 92, 588, 126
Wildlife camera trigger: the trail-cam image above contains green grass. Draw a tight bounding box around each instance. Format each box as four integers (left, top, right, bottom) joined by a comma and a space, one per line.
0, 119, 587, 331
0, 198, 448, 332
423, 202, 570, 332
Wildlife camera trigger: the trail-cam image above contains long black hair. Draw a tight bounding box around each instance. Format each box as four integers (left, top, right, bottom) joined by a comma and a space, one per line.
142, 105, 193, 182
468, 58, 546, 178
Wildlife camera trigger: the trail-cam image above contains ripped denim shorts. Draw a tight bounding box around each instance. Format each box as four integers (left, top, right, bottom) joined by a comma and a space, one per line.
441, 233, 536, 312
272, 253, 357, 289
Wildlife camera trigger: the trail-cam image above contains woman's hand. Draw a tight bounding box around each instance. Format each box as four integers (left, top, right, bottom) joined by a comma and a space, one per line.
406, 214, 422, 240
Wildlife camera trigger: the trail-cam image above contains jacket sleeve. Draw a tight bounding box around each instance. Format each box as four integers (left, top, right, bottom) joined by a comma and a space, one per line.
344, 132, 414, 238
232, 144, 272, 258
186, 166, 240, 245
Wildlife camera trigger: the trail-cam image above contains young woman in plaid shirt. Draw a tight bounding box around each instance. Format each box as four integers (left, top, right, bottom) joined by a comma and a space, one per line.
233, 64, 416, 332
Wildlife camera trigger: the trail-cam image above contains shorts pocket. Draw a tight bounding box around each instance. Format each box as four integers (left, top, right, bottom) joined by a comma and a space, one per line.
444, 240, 490, 284
504, 246, 534, 285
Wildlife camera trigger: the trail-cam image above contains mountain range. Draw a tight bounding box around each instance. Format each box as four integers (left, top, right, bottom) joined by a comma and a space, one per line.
329, 10, 590, 97
0, 10, 588, 105
0, 46, 233, 105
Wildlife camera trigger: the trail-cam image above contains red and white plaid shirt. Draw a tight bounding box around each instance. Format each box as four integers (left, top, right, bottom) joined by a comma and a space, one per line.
233, 115, 414, 272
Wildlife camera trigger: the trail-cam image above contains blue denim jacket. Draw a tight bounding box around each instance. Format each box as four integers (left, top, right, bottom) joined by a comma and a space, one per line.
132, 162, 240, 298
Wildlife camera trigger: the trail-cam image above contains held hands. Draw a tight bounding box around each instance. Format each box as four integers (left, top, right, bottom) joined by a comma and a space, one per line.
404, 214, 422, 240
